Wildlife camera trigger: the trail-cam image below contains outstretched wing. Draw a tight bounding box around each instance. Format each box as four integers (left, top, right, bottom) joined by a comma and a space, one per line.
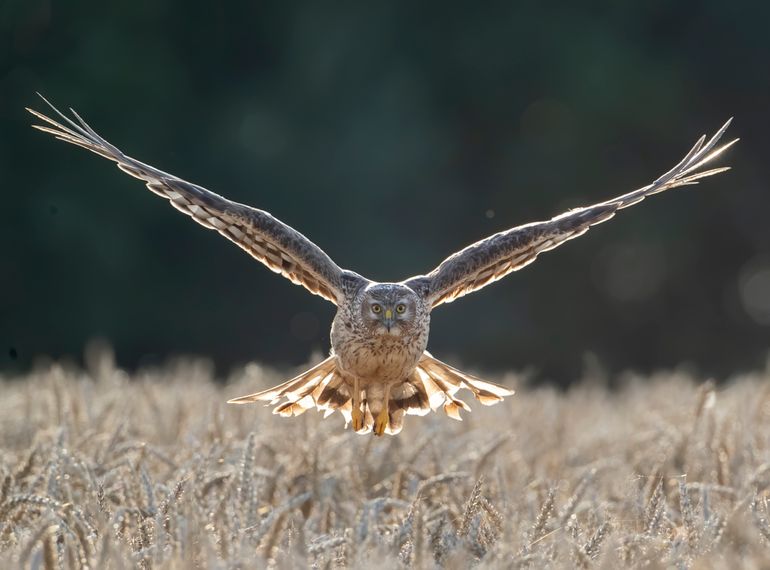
28, 95, 364, 305
404, 120, 737, 308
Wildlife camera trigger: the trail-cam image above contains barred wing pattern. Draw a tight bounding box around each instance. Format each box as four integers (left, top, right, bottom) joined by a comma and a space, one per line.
404, 120, 736, 308
28, 97, 354, 305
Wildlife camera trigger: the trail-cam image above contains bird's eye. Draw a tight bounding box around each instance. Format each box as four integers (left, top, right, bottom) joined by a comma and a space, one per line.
395, 304, 406, 314
371, 304, 382, 314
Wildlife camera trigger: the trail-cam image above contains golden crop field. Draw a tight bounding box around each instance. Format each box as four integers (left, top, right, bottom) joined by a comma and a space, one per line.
1, 350, 770, 568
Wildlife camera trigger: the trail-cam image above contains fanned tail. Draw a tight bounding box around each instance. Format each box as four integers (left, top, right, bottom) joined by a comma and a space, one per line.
228, 355, 354, 425
228, 355, 335, 408
390, 352, 515, 422
228, 351, 514, 435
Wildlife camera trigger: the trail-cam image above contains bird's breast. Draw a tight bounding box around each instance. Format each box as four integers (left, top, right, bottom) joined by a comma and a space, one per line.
330, 318, 428, 384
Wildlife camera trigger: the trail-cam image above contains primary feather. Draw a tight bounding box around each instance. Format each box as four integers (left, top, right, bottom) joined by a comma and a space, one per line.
403, 120, 737, 307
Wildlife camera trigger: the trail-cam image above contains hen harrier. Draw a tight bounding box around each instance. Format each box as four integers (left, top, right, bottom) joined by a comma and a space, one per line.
28, 96, 736, 435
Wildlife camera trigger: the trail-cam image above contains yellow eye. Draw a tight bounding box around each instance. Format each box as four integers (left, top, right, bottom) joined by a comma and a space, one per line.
371, 304, 382, 314
396, 304, 406, 314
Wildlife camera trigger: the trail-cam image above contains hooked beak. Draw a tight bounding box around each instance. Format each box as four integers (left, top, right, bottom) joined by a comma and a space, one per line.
384, 309, 394, 332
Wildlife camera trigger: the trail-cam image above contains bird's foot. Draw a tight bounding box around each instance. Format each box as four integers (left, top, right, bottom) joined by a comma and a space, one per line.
351, 406, 365, 432
373, 408, 389, 436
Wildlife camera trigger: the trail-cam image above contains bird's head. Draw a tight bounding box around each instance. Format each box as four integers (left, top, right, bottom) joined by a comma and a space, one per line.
359, 283, 421, 337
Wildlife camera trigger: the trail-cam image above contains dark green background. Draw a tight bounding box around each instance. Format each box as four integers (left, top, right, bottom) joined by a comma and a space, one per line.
2, 1, 769, 382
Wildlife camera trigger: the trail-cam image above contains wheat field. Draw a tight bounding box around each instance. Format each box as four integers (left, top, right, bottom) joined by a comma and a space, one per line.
1, 348, 770, 569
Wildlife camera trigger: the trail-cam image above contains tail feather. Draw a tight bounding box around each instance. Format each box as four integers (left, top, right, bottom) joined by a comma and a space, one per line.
419, 352, 514, 402
390, 377, 431, 416
415, 352, 515, 419
414, 368, 453, 409
227, 355, 336, 405
315, 373, 350, 409
444, 399, 471, 421
310, 372, 335, 402
273, 394, 315, 417
337, 398, 353, 425
386, 409, 405, 435
228, 351, 514, 435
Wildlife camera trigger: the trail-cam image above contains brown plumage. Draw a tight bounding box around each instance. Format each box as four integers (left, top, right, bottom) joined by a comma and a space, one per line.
28, 95, 735, 436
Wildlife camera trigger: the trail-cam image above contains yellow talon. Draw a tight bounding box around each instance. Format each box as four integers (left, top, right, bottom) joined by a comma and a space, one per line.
373, 384, 392, 436
351, 406, 365, 432
374, 408, 389, 436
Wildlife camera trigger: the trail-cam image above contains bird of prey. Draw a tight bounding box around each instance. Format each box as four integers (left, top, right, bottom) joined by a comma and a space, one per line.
28, 96, 736, 436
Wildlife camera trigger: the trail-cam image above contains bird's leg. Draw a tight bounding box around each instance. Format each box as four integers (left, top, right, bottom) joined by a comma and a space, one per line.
373, 384, 392, 436
351, 376, 365, 432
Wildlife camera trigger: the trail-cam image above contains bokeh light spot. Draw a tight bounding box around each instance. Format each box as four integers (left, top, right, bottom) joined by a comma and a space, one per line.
739, 258, 770, 325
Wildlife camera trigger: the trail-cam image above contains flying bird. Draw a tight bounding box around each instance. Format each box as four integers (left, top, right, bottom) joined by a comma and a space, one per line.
28, 96, 736, 435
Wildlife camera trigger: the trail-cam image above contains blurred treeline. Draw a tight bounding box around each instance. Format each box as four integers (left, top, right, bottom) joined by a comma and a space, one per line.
1, 1, 769, 383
